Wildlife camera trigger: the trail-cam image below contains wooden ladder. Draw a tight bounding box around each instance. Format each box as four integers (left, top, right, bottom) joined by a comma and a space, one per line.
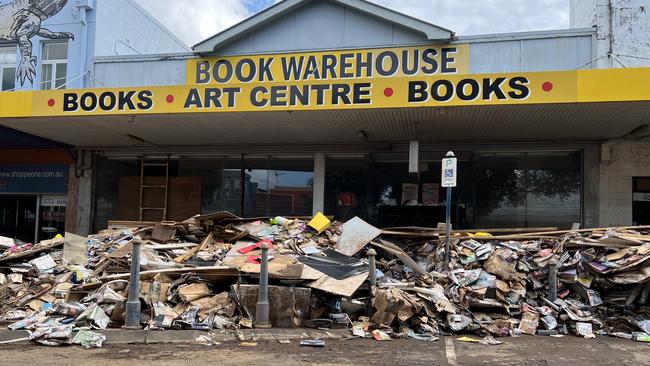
139, 155, 170, 221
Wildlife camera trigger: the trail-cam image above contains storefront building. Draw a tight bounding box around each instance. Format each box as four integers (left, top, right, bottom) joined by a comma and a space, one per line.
1, 0, 649, 236
0, 0, 188, 241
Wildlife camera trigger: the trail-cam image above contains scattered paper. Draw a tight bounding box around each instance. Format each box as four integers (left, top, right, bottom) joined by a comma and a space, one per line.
72, 330, 106, 348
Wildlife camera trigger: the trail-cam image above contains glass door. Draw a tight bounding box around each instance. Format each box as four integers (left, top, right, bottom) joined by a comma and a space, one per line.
0, 195, 37, 243
39, 195, 66, 240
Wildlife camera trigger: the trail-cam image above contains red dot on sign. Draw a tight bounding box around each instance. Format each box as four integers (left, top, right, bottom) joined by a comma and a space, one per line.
166, 95, 174, 103
47, 99, 55, 107
542, 82, 554, 92
384, 88, 394, 97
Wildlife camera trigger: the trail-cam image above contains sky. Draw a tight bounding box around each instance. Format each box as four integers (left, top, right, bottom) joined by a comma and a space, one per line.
135, 0, 570, 47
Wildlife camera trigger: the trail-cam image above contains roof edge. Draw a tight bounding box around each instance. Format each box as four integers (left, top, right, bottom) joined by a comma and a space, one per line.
455, 27, 597, 43
124, 0, 191, 52
192, 0, 453, 54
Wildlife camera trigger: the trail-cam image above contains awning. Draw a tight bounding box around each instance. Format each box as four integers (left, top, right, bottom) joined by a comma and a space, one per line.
0, 101, 647, 148
0, 68, 648, 148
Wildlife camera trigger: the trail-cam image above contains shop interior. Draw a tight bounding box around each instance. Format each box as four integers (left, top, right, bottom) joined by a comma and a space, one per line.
93, 149, 582, 232
0, 195, 66, 244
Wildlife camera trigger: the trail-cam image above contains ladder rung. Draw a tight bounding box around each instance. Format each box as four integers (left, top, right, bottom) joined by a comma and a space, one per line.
142, 207, 166, 210
143, 163, 169, 167
142, 185, 167, 188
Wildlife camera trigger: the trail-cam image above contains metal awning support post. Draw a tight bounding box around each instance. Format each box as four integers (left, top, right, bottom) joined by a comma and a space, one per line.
124, 237, 142, 329
255, 242, 271, 328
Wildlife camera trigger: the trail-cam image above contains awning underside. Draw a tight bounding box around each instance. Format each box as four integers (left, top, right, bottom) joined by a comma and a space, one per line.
1, 101, 648, 148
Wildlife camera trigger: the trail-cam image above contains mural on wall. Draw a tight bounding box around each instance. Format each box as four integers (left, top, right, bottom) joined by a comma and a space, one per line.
0, 0, 73, 86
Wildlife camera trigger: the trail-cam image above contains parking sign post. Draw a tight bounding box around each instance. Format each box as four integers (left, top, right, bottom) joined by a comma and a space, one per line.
441, 151, 457, 271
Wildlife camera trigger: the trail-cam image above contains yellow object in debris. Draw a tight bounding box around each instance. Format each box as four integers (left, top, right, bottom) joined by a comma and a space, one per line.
457, 336, 481, 343
308, 212, 331, 234
54, 234, 63, 239
473, 232, 493, 237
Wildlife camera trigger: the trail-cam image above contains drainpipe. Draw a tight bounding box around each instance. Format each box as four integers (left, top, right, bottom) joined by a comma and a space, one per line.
607, 0, 614, 68
77, 1, 94, 87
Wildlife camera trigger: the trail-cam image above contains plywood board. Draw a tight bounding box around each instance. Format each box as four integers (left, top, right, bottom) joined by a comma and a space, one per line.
116, 176, 202, 221
336, 217, 382, 256
306, 271, 368, 297
238, 284, 311, 328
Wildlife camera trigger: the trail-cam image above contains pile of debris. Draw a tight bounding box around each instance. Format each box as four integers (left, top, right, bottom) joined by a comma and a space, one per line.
1, 211, 649, 347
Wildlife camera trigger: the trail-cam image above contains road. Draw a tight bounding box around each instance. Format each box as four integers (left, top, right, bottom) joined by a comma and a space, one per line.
1, 336, 648, 366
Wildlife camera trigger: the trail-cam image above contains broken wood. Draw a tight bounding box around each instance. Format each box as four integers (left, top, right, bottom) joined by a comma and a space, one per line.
516, 225, 650, 237
174, 231, 214, 264
146, 243, 198, 250
107, 220, 159, 229
371, 239, 430, 279
0, 238, 64, 263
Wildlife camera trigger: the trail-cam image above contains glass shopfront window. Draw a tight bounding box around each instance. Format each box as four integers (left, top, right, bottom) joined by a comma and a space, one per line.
179, 157, 242, 215
93, 157, 139, 231
92, 150, 581, 231
93, 155, 314, 231
325, 157, 369, 223
472, 151, 582, 229
244, 157, 314, 217
323, 150, 582, 230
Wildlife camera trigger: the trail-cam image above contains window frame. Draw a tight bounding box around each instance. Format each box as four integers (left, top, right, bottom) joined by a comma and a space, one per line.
40, 41, 69, 90
0, 46, 17, 91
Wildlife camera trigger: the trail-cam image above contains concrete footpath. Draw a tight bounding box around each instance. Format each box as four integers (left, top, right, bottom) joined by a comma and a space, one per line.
0, 327, 350, 345
1, 332, 650, 366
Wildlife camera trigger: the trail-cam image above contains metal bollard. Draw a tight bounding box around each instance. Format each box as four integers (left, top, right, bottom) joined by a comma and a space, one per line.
255, 242, 271, 328
366, 248, 377, 316
548, 257, 558, 302
124, 237, 142, 329
367, 249, 377, 286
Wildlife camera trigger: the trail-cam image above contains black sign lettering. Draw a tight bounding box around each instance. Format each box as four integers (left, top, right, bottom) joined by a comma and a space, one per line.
303, 56, 321, 80
184, 89, 203, 108
322, 55, 338, 79
431, 80, 454, 102
312, 84, 331, 105
353, 83, 372, 104
483, 78, 507, 100
213, 60, 233, 83
251, 86, 268, 107
421, 49, 439, 74
270, 86, 288, 106
331, 84, 351, 105
282, 56, 305, 81
356, 52, 373, 78
376, 51, 399, 77
508, 77, 530, 99
259, 58, 274, 82
99, 92, 116, 111
290, 85, 310, 106
196, 61, 211, 84
205, 88, 223, 108
402, 49, 419, 76
119, 91, 137, 110
80, 93, 98, 112
340, 54, 354, 78
235, 59, 256, 83
408, 81, 428, 102
441, 48, 457, 73
456, 79, 480, 101
63, 93, 77, 112
137, 91, 154, 110
223, 88, 241, 108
